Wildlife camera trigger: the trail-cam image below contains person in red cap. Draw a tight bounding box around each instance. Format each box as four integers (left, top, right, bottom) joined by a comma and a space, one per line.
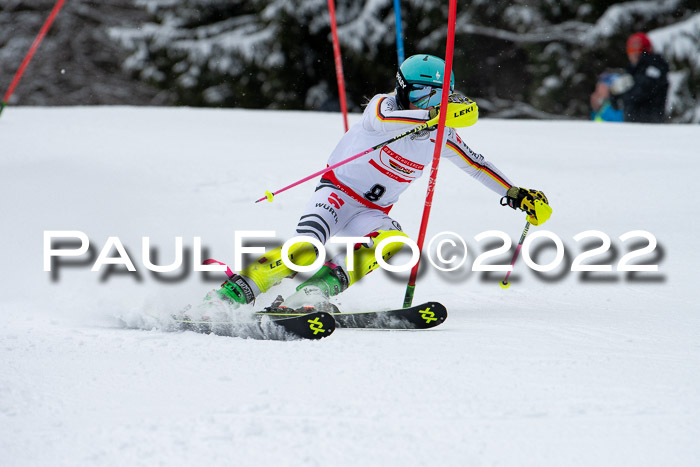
609, 32, 669, 123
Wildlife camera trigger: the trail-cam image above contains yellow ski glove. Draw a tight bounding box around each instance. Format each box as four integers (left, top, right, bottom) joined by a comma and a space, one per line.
502, 186, 552, 225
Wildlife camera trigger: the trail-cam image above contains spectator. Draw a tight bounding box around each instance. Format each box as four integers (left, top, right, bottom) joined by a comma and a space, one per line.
590, 72, 624, 122
610, 32, 669, 123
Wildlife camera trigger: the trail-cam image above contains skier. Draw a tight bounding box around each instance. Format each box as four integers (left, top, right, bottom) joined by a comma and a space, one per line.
214, 54, 551, 310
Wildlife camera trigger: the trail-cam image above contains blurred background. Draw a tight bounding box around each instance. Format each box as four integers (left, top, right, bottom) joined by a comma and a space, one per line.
1, 0, 699, 122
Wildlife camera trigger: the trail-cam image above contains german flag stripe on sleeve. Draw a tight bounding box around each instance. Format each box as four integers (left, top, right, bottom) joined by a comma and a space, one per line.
446, 140, 511, 189
375, 97, 426, 125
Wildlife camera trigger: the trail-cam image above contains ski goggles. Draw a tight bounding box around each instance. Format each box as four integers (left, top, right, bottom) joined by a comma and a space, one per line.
408, 85, 443, 109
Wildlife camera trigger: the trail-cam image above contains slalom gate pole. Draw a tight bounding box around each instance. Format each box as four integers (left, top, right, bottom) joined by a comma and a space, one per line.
327, 0, 349, 132
402, 0, 457, 308
393, 0, 405, 65
255, 119, 433, 203
0, 0, 67, 118
499, 220, 531, 289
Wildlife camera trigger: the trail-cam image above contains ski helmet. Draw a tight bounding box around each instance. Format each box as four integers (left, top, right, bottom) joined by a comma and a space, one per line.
395, 54, 455, 110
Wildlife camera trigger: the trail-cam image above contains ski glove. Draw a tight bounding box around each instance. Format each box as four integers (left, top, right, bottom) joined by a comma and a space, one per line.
501, 186, 552, 225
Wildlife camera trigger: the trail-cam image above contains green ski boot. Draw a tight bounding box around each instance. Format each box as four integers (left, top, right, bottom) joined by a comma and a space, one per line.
216, 274, 257, 306
284, 263, 349, 309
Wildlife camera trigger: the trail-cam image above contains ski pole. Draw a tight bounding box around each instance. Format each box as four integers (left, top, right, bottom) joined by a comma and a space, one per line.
255, 120, 433, 203
500, 220, 531, 289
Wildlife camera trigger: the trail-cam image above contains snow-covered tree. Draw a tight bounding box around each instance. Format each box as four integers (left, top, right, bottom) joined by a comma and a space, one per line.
109, 0, 400, 109
0, 0, 166, 106
3, 0, 699, 121
108, 0, 699, 121
650, 13, 700, 122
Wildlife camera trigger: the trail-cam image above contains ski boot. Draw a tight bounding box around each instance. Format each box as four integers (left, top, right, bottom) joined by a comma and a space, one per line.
214, 274, 258, 307
283, 262, 348, 312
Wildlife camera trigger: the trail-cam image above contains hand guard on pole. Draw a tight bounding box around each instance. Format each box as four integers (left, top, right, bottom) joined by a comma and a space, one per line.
426, 94, 478, 129
501, 186, 552, 225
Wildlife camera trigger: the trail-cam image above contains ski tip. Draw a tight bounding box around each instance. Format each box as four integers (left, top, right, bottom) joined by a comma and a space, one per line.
420, 302, 448, 327
313, 311, 336, 338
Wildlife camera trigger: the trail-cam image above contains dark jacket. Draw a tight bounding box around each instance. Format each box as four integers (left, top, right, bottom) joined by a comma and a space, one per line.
613, 52, 669, 123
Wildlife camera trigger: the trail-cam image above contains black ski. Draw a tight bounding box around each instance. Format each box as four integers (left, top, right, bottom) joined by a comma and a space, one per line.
257, 301, 448, 330
334, 301, 447, 329
171, 310, 336, 341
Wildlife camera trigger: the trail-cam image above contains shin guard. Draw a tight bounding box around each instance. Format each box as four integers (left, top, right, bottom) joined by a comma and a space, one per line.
241, 241, 318, 294
345, 230, 408, 286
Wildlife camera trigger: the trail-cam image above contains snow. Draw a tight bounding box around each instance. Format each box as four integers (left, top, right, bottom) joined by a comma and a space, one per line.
582, 0, 683, 45
650, 13, 700, 71
109, 14, 278, 85
336, 0, 391, 54
2, 106, 699, 466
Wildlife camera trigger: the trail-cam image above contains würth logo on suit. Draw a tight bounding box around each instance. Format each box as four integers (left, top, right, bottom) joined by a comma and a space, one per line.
328, 192, 345, 209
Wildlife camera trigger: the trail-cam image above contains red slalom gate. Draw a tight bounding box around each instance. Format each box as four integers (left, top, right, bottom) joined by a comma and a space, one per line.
327, 0, 349, 132
403, 0, 458, 308
0, 0, 67, 117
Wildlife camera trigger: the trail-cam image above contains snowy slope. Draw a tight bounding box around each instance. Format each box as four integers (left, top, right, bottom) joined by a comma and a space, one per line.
1, 107, 699, 467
